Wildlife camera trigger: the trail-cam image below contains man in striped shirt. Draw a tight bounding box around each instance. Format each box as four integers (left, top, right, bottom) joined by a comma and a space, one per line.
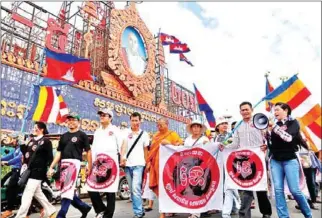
223, 102, 272, 218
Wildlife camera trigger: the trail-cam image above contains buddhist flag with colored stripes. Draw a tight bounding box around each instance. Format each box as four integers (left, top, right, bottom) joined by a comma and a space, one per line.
193, 84, 216, 128
265, 77, 274, 112
263, 74, 321, 151
27, 86, 69, 123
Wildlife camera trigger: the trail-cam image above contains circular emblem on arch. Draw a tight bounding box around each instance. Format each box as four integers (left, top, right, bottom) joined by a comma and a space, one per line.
108, 5, 156, 97
162, 148, 220, 209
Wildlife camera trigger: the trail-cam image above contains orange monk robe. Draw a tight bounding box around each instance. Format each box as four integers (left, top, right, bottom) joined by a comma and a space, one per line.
147, 130, 183, 196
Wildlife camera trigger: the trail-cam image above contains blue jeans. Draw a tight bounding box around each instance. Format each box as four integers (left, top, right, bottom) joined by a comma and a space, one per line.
57, 195, 90, 218
125, 166, 145, 217
270, 158, 312, 218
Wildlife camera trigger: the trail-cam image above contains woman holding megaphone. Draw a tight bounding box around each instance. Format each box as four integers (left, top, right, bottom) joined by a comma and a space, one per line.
268, 102, 312, 218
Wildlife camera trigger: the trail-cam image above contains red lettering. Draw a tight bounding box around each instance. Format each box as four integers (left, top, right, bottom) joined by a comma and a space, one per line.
180, 166, 188, 186
188, 166, 205, 186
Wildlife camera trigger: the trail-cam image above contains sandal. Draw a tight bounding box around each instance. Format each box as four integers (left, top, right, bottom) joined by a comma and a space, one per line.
144, 206, 153, 212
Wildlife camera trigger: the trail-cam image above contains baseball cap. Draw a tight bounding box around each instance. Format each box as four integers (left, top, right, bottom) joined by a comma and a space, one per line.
97, 108, 113, 118
66, 112, 81, 120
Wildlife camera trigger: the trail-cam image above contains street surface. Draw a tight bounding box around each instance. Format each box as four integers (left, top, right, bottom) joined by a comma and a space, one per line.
27, 197, 321, 218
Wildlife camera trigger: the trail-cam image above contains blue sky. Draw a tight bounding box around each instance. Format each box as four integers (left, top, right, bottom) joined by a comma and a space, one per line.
179, 2, 219, 29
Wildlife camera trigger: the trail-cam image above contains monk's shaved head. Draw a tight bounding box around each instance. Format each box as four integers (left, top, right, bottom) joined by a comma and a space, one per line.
157, 117, 169, 132
157, 117, 169, 124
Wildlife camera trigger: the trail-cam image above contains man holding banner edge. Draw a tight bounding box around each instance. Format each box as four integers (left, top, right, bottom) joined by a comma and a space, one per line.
219, 101, 272, 218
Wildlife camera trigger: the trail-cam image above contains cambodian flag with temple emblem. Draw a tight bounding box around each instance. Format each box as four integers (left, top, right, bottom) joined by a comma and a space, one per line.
193, 84, 216, 128
169, 43, 190, 53
160, 32, 180, 45
45, 48, 93, 83
179, 54, 193, 67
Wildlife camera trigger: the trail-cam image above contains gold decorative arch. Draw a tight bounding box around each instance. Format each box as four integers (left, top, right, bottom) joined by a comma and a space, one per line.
108, 3, 156, 99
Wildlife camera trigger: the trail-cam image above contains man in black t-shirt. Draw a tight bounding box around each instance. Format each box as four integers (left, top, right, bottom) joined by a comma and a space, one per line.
47, 113, 92, 218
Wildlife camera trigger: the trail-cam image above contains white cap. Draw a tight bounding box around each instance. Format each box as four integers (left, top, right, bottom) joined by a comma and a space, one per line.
97, 108, 113, 118
186, 119, 207, 134
215, 116, 229, 128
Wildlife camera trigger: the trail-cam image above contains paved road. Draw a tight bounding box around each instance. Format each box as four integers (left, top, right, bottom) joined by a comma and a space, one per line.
28, 197, 321, 218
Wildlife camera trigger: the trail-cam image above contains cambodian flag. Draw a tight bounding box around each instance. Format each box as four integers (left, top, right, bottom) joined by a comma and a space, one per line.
45, 48, 93, 83
193, 84, 216, 128
169, 43, 190, 53
179, 54, 193, 67
160, 32, 180, 45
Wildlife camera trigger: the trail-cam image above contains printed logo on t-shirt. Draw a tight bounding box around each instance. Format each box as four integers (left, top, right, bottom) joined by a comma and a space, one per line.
71, 137, 78, 142
25, 152, 30, 158
32, 144, 37, 151
128, 134, 133, 139
109, 131, 114, 136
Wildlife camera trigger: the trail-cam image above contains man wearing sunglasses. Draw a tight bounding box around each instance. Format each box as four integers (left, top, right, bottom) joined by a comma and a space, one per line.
86, 108, 124, 218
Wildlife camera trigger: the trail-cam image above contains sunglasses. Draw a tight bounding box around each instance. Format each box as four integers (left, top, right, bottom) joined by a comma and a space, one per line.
99, 113, 111, 118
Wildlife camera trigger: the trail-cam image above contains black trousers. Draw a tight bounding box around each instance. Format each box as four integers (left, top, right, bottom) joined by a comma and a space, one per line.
3, 168, 20, 210
239, 190, 272, 218
303, 168, 317, 203
88, 191, 115, 218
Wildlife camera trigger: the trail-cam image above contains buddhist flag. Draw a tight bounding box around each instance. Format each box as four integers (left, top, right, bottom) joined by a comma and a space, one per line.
27, 85, 69, 123
263, 74, 321, 151
193, 84, 216, 128
265, 77, 274, 112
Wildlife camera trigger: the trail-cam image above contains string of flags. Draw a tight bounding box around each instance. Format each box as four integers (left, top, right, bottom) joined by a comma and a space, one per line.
159, 32, 193, 67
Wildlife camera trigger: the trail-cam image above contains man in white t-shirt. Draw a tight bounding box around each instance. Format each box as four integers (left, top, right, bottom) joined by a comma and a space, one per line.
121, 112, 150, 218
184, 119, 209, 218
87, 108, 124, 218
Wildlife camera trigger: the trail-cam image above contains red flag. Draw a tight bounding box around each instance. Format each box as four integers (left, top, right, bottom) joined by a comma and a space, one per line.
179, 54, 193, 67
45, 48, 93, 83
160, 33, 180, 45
193, 84, 216, 128
169, 43, 190, 53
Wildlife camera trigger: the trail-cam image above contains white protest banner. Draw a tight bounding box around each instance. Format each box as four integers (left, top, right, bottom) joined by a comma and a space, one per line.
223, 147, 267, 191
159, 143, 223, 213
60, 159, 81, 200
85, 153, 119, 192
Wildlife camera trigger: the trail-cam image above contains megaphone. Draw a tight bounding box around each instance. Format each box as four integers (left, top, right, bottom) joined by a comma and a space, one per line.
253, 113, 269, 130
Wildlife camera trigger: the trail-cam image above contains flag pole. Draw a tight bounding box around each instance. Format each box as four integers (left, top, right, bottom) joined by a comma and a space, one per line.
212, 98, 265, 157
20, 48, 46, 133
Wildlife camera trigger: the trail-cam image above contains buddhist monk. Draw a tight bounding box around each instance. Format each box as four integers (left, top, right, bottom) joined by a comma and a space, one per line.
146, 118, 183, 218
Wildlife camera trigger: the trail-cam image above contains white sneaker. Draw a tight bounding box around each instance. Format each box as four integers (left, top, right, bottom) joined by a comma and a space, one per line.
96, 212, 104, 218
